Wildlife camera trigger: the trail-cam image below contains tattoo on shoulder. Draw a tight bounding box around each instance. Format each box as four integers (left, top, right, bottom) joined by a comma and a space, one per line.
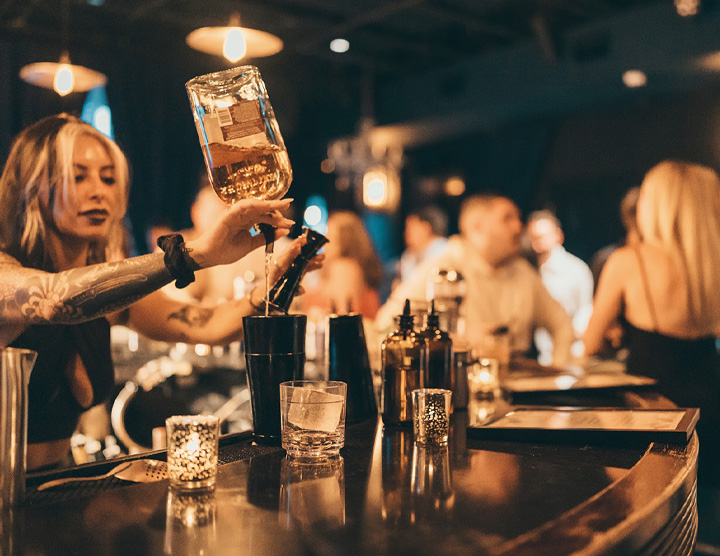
168, 306, 215, 327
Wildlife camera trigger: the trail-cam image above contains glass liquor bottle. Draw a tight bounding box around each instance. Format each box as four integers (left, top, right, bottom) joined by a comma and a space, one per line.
381, 299, 423, 426
418, 300, 454, 393
265, 227, 328, 313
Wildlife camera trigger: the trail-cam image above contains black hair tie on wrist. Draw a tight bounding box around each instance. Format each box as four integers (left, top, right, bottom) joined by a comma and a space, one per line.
157, 234, 200, 289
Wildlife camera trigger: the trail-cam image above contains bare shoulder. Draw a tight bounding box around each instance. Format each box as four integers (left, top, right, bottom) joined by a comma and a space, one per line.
603, 245, 636, 272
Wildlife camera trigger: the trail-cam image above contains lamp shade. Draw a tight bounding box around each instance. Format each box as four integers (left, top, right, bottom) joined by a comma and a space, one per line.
20, 61, 107, 93
186, 26, 283, 60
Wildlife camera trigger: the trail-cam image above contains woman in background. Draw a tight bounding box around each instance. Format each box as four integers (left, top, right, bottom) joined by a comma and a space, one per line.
583, 160, 720, 485
304, 210, 384, 319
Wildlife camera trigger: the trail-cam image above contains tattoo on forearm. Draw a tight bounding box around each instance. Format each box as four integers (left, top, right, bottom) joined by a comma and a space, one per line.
7, 253, 173, 324
168, 306, 215, 327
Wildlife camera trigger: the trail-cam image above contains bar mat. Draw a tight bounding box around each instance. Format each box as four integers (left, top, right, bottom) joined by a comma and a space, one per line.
24, 442, 283, 505
218, 442, 283, 465
24, 476, 137, 505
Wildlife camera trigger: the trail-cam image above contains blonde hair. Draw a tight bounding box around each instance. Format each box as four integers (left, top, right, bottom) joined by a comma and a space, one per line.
327, 211, 383, 289
0, 114, 129, 270
639, 160, 720, 328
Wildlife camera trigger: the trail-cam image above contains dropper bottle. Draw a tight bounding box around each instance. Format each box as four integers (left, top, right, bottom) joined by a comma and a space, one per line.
381, 299, 424, 426
418, 300, 454, 394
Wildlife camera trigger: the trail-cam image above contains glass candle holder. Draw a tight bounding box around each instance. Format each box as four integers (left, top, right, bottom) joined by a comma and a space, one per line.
412, 388, 451, 444
166, 415, 220, 490
467, 357, 500, 398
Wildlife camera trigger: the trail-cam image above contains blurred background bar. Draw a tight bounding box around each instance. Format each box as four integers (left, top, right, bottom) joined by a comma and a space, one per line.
2, 0, 720, 260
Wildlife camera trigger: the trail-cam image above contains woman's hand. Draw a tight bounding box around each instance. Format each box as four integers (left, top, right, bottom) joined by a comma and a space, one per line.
268, 235, 325, 286
185, 198, 294, 268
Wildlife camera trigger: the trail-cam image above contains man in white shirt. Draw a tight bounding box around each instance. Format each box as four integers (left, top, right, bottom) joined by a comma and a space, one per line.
527, 210, 594, 364
395, 206, 449, 286
375, 195, 574, 366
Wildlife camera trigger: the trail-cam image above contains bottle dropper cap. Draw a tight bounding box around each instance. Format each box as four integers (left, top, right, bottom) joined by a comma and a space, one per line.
426, 299, 440, 328
399, 299, 414, 330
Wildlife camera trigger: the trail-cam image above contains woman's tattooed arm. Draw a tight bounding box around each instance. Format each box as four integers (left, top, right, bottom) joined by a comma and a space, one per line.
0, 252, 174, 325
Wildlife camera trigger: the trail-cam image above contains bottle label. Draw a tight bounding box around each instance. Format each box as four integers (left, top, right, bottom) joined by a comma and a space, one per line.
199, 101, 266, 148
216, 102, 265, 141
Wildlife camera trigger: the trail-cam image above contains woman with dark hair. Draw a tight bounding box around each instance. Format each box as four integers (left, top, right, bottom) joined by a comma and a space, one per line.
304, 210, 383, 319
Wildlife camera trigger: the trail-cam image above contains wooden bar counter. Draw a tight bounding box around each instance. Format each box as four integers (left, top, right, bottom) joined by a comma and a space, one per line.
7, 389, 697, 556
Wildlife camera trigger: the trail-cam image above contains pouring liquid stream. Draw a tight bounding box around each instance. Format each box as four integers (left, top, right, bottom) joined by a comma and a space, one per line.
265, 251, 272, 317
258, 222, 276, 317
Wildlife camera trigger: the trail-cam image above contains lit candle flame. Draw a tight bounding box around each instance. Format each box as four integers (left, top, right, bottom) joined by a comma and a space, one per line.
185, 432, 200, 454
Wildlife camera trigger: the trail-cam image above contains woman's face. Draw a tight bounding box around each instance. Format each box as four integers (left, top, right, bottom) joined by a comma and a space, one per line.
48, 134, 120, 245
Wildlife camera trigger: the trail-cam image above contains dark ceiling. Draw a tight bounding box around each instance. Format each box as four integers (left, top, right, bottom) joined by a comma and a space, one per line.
0, 0, 675, 76
2, 1, 720, 254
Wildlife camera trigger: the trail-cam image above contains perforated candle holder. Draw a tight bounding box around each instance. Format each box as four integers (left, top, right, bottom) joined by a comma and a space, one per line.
412, 389, 451, 444
165, 415, 220, 490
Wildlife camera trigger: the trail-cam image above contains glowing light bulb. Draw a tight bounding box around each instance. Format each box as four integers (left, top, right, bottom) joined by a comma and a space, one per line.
304, 205, 322, 227
223, 28, 247, 63
622, 69, 647, 88
92, 105, 112, 137
363, 169, 388, 207
329, 38, 350, 53
53, 63, 74, 96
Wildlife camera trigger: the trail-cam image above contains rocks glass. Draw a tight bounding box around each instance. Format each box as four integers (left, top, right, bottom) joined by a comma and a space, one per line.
280, 380, 347, 462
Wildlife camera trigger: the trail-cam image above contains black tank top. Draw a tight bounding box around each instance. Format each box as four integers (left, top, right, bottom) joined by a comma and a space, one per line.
625, 247, 719, 394
624, 249, 720, 486
9, 318, 115, 443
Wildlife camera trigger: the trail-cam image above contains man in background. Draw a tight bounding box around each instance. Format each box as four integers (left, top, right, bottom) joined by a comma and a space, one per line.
376, 194, 574, 366
527, 210, 594, 364
395, 206, 449, 287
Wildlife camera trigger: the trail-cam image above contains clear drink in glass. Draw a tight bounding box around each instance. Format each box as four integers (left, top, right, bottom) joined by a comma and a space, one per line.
280, 380, 347, 461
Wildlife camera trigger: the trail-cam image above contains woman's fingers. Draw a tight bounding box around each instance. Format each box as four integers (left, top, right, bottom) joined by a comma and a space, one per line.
246, 227, 290, 254
255, 211, 294, 229
273, 227, 291, 241
228, 198, 293, 226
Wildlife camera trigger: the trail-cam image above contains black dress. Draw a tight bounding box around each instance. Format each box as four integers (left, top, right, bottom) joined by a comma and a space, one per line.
9, 318, 115, 444
624, 250, 720, 485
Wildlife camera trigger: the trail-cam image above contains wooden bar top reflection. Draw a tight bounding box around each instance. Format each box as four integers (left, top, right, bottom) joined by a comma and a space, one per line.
12, 391, 697, 556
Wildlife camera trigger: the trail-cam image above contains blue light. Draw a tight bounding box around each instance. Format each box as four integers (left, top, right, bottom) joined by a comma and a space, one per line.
81, 86, 114, 140
303, 195, 328, 233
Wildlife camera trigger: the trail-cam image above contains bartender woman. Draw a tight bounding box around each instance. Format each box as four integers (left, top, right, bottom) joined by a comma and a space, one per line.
0, 114, 311, 470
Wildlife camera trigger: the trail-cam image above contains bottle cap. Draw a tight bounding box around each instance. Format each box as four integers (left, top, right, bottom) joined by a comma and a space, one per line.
425, 299, 440, 329
398, 299, 414, 330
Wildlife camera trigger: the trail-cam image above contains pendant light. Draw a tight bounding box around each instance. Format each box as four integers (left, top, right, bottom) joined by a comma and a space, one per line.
186, 13, 283, 63
19, 0, 107, 96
